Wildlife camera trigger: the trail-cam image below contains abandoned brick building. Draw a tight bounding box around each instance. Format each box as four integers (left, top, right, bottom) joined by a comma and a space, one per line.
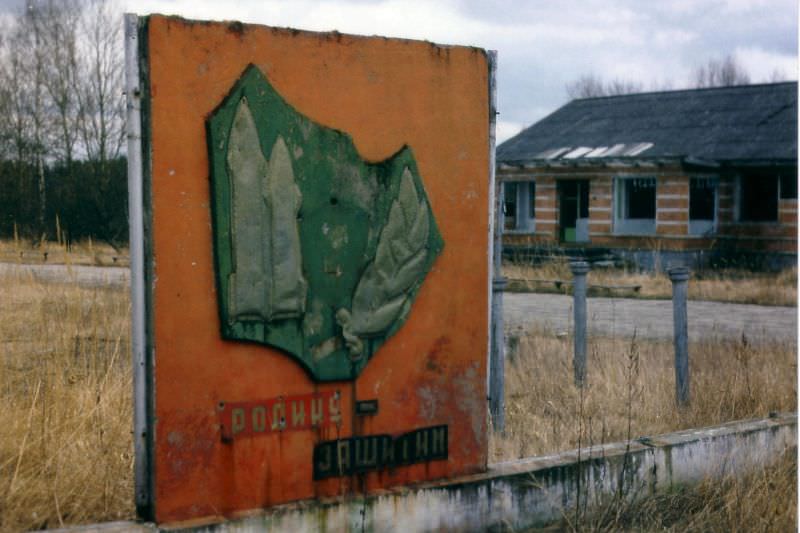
496, 82, 798, 269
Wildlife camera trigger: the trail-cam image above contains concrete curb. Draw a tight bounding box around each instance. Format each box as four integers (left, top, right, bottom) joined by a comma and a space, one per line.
48, 413, 796, 532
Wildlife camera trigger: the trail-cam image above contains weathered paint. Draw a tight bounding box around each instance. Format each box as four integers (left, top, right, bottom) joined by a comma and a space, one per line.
135, 15, 490, 524
55, 414, 796, 532
217, 391, 341, 440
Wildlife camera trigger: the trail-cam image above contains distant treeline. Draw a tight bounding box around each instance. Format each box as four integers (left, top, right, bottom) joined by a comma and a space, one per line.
0, 158, 128, 245
0, 1, 126, 246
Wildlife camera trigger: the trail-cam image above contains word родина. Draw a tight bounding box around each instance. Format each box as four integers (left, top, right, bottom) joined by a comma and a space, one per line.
218, 391, 341, 440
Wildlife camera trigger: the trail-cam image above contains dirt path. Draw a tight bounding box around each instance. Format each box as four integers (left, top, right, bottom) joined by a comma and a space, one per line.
504, 292, 797, 343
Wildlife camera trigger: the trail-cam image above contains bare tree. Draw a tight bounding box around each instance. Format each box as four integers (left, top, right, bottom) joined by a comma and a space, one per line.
9, 0, 53, 234
566, 74, 606, 99
75, 0, 125, 167
70, 0, 126, 244
39, 0, 82, 167
691, 54, 751, 88
566, 74, 644, 99
767, 68, 789, 83
566, 54, 758, 101
0, 0, 127, 243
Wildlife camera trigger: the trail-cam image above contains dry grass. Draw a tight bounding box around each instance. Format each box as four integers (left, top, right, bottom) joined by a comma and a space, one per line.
0, 262, 794, 529
0, 238, 129, 267
535, 451, 797, 532
498, 324, 797, 531
0, 271, 134, 531
503, 260, 797, 307
491, 327, 797, 461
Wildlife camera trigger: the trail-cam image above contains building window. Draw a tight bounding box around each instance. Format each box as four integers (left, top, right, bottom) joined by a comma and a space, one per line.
689, 177, 716, 235
503, 182, 517, 230
738, 172, 778, 222
780, 173, 797, 199
503, 181, 535, 231
614, 177, 656, 235
528, 181, 536, 219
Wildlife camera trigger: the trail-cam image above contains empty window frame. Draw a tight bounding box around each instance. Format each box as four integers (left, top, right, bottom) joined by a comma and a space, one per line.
779, 173, 797, 199
503, 181, 535, 231
614, 176, 656, 235
738, 172, 778, 222
503, 182, 517, 230
689, 177, 717, 235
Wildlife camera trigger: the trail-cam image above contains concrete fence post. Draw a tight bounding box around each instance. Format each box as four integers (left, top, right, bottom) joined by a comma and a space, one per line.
668, 266, 691, 406
570, 261, 590, 387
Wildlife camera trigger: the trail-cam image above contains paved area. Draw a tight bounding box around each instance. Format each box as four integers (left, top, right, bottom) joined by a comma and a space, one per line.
0, 262, 129, 288
2, 263, 795, 344
504, 292, 797, 343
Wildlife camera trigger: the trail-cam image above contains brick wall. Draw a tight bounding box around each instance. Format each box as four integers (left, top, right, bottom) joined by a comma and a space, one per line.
588, 179, 612, 236
497, 165, 797, 256
656, 176, 688, 236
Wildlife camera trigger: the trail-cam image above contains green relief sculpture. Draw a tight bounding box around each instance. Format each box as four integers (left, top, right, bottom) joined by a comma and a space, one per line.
207, 65, 443, 381
227, 100, 307, 322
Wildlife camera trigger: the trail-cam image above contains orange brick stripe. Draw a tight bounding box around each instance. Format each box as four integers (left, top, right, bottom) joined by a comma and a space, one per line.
658, 211, 689, 222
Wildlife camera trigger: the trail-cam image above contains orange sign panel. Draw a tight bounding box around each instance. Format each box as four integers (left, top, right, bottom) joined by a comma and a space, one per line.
133, 14, 491, 524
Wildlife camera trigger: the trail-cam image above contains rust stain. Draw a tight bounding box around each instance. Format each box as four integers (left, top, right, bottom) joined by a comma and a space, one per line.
226, 20, 245, 36
426, 335, 451, 373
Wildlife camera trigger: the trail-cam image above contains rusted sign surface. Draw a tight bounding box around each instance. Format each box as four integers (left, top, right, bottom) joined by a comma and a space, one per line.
134, 14, 491, 524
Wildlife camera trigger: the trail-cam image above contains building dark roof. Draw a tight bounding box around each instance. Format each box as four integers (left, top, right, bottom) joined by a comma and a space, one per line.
497, 82, 797, 166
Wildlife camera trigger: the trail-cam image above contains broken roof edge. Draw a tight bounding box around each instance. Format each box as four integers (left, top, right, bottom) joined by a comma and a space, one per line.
497, 155, 798, 172
497, 155, 685, 170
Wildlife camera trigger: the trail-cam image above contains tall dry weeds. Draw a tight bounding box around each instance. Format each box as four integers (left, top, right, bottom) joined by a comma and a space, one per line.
0, 238, 128, 267
541, 451, 797, 532
503, 260, 797, 307
0, 270, 134, 531
492, 326, 797, 461
502, 320, 797, 532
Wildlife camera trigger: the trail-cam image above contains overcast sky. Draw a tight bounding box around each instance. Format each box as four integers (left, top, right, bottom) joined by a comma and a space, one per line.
1, 0, 797, 143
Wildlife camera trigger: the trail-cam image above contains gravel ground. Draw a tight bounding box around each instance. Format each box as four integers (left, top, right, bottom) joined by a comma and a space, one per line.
504, 292, 797, 343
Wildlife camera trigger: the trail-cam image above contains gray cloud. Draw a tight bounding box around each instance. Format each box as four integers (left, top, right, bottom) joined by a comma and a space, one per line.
2, 0, 795, 142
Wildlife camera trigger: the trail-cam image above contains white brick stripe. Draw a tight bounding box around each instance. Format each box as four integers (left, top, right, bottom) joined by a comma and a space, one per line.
657, 194, 689, 200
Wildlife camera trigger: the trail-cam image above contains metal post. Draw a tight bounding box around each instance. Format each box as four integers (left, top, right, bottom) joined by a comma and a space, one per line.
124, 13, 152, 519
570, 261, 589, 387
490, 276, 507, 433
668, 266, 690, 406
487, 51, 506, 434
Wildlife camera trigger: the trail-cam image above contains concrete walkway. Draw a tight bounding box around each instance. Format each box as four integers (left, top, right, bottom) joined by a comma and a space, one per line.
505, 292, 797, 343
